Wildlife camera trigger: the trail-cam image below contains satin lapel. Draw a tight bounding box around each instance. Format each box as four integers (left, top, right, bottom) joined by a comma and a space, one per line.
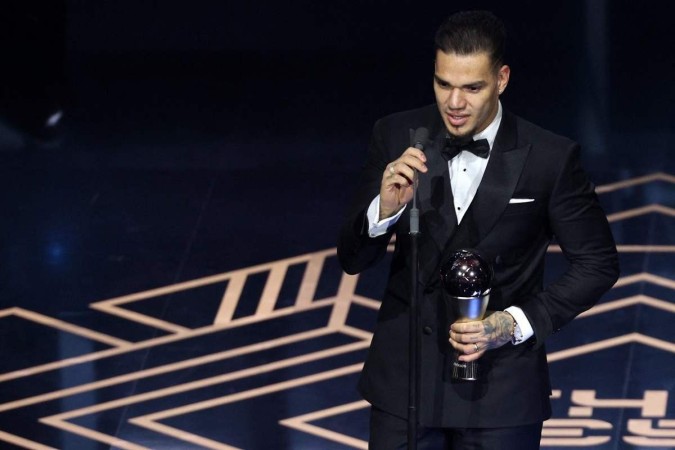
472, 111, 530, 244
416, 126, 456, 287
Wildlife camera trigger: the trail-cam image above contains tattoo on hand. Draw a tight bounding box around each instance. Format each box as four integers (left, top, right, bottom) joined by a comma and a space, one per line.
483, 312, 513, 350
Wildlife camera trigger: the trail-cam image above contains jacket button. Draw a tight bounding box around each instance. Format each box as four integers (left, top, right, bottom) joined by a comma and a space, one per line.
423, 326, 433, 335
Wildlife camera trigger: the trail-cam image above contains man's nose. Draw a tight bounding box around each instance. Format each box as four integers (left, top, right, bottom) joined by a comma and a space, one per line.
447, 89, 465, 109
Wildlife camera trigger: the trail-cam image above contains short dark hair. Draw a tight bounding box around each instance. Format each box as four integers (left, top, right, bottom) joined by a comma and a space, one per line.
434, 10, 506, 70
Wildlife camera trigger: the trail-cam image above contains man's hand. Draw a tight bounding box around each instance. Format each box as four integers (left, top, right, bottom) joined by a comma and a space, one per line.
379, 148, 427, 220
448, 311, 514, 362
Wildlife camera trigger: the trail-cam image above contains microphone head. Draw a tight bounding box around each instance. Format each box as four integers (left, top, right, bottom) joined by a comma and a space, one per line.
414, 127, 429, 149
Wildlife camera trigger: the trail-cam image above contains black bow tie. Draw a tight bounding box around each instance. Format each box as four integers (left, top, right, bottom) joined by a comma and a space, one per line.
442, 137, 490, 161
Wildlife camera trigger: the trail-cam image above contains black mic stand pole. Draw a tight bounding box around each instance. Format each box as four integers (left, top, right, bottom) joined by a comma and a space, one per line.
407, 169, 421, 450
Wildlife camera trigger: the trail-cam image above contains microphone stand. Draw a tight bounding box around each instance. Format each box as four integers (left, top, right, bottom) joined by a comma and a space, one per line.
407, 169, 420, 450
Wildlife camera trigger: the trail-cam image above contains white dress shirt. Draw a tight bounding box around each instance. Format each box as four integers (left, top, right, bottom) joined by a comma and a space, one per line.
365, 102, 534, 344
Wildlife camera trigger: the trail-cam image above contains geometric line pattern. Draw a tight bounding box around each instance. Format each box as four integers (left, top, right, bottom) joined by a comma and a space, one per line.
0, 172, 673, 449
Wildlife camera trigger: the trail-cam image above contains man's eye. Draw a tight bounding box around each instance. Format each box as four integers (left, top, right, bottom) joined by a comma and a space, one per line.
467, 86, 480, 92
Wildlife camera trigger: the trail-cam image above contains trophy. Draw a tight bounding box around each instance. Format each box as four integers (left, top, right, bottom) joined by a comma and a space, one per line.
440, 249, 493, 381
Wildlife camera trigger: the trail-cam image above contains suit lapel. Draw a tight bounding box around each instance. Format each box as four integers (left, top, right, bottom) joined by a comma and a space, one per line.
472, 111, 530, 244
416, 125, 456, 286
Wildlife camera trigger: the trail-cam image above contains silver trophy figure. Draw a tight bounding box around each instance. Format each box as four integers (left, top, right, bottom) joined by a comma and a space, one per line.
440, 249, 494, 381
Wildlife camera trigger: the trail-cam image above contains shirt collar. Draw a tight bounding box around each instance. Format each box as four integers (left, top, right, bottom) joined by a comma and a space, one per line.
473, 101, 502, 150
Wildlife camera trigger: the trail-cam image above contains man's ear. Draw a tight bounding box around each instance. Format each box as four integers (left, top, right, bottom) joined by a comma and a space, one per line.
498, 65, 510, 95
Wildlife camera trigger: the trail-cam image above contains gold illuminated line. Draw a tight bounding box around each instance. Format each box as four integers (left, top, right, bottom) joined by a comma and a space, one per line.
280, 421, 367, 449
0, 300, 335, 383
37, 419, 149, 450
616, 245, 675, 252
282, 400, 369, 424
133, 362, 363, 422
328, 273, 359, 329
541, 428, 584, 437
120, 420, 241, 450
547, 333, 675, 363
41, 345, 368, 422
613, 272, 675, 289
90, 248, 337, 333
42, 361, 365, 450
0, 327, 340, 413
571, 391, 668, 415
624, 437, 675, 446
90, 303, 190, 333
219, 298, 337, 326
544, 418, 613, 428
93, 250, 342, 329
541, 437, 612, 445
606, 204, 675, 222
0, 429, 57, 450
351, 295, 382, 310
595, 172, 675, 194
214, 273, 246, 324
296, 253, 326, 307
280, 400, 369, 449
580, 295, 675, 318
256, 264, 288, 316
339, 325, 373, 341
0, 307, 19, 317
92, 249, 338, 308
0, 308, 129, 347
547, 244, 675, 253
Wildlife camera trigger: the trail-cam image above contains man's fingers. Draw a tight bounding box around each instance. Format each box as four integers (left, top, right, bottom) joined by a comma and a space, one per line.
398, 150, 428, 173
387, 160, 423, 183
379, 148, 428, 217
450, 321, 484, 333
385, 149, 428, 178
458, 348, 486, 362
449, 332, 485, 347
448, 338, 486, 362
449, 329, 479, 344
383, 166, 414, 189
401, 146, 427, 162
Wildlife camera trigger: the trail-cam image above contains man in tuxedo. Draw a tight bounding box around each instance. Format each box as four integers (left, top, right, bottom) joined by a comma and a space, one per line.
337, 10, 619, 449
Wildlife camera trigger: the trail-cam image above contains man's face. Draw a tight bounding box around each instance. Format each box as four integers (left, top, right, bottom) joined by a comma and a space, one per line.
433, 50, 510, 138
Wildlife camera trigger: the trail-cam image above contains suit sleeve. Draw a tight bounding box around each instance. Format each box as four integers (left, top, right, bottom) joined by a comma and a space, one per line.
519, 144, 620, 347
337, 119, 397, 275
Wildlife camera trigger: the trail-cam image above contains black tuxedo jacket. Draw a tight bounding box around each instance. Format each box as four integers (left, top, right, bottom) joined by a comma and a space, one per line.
338, 104, 619, 428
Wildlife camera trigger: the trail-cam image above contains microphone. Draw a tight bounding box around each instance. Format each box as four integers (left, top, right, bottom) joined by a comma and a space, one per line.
410, 127, 428, 235
407, 128, 428, 444
413, 127, 429, 150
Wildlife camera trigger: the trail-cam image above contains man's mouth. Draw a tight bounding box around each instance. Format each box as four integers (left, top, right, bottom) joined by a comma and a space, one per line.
447, 113, 469, 127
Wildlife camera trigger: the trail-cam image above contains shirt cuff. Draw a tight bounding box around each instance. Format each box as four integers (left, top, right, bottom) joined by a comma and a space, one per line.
504, 306, 534, 345
366, 195, 405, 237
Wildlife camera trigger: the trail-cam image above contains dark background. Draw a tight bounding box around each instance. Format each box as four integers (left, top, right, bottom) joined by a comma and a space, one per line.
0, 0, 673, 313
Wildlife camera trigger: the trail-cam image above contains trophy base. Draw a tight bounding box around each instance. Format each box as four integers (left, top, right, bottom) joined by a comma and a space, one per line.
452, 360, 479, 381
